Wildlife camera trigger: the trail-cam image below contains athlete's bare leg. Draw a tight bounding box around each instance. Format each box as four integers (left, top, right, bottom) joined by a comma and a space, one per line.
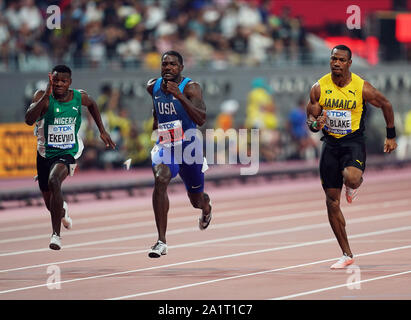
41, 191, 51, 211
343, 166, 363, 189
152, 164, 172, 243
324, 188, 353, 257
188, 192, 211, 217
47, 163, 68, 236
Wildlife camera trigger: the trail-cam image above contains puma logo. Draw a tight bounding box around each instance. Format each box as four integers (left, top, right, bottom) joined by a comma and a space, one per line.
348, 90, 357, 97
356, 159, 363, 166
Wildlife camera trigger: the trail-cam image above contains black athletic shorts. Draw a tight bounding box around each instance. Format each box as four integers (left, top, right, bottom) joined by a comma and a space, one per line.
36, 152, 75, 192
319, 137, 366, 189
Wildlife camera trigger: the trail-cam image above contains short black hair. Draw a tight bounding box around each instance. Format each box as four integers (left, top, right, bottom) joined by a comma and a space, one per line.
331, 45, 352, 60
52, 65, 72, 76
161, 51, 183, 65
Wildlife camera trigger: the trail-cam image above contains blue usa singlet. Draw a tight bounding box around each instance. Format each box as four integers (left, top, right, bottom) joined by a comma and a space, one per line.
152, 77, 196, 147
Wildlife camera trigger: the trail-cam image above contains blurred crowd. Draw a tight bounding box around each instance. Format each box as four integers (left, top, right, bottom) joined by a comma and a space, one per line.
214, 77, 319, 164
78, 83, 154, 170
0, 0, 310, 71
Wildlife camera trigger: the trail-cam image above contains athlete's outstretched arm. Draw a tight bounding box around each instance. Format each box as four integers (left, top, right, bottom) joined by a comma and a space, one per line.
165, 81, 206, 126
25, 73, 53, 125
80, 90, 116, 149
306, 82, 326, 132
362, 81, 397, 153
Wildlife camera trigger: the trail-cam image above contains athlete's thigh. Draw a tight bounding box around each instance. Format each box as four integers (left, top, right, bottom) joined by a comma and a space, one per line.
179, 162, 204, 193
49, 154, 75, 183
49, 162, 69, 186
319, 143, 343, 189
151, 144, 180, 178
340, 139, 366, 172
37, 152, 52, 192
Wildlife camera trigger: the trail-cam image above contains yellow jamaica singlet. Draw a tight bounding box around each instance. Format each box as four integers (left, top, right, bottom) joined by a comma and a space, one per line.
318, 72, 366, 139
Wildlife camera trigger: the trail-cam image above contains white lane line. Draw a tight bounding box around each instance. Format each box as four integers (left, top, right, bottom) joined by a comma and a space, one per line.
0, 200, 324, 244
1, 185, 410, 234
0, 209, 326, 256
108, 243, 411, 300
1, 206, 411, 260
0, 220, 330, 273
0, 190, 320, 231
1, 226, 410, 296
0, 191, 322, 235
272, 270, 411, 300
1, 196, 410, 245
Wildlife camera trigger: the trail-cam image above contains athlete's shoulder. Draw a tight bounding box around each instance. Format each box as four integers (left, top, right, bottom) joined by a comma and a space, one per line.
77, 89, 88, 96
147, 78, 158, 95
76, 89, 94, 106
32, 89, 45, 99
186, 79, 200, 86
310, 82, 321, 100
184, 79, 202, 91
351, 72, 365, 83
147, 78, 158, 87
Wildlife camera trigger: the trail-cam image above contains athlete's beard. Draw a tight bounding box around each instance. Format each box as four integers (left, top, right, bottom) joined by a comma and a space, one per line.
331, 69, 344, 77
163, 77, 179, 84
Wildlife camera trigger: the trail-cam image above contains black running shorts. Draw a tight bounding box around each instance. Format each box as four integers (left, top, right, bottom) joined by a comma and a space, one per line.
36, 152, 75, 192
319, 138, 366, 189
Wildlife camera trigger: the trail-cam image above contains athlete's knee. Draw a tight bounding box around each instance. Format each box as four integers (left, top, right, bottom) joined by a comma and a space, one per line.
188, 193, 206, 209
326, 196, 340, 212
154, 166, 171, 189
47, 175, 62, 192
191, 199, 202, 209
344, 175, 362, 189
343, 168, 363, 189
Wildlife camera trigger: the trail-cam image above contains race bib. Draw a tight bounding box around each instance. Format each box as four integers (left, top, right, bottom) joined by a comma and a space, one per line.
324, 110, 352, 135
158, 120, 184, 146
48, 124, 75, 149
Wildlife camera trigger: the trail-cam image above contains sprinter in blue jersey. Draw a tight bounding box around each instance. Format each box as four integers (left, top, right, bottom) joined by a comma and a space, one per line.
146, 51, 212, 258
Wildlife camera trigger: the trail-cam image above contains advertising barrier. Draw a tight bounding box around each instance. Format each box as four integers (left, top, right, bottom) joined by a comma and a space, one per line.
0, 123, 37, 178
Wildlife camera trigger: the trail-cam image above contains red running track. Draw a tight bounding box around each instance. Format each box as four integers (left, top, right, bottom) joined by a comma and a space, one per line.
0, 166, 411, 301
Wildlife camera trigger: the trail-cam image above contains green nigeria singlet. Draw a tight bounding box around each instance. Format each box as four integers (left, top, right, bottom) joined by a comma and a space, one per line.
35, 89, 83, 159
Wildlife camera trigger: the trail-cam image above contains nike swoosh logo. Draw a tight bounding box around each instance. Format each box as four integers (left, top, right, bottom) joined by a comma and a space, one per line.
154, 96, 161, 99
72, 107, 78, 111
191, 185, 202, 189
356, 159, 363, 166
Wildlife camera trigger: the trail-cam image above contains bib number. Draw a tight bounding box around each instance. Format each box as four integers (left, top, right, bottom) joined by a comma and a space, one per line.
48, 124, 75, 149
324, 110, 352, 135
158, 120, 184, 146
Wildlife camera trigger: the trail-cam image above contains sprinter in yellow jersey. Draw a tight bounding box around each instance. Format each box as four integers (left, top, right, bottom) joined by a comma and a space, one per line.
306, 45, 397, 269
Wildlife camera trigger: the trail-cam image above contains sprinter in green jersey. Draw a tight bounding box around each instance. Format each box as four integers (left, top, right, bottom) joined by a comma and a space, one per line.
25, 65, 116, 250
